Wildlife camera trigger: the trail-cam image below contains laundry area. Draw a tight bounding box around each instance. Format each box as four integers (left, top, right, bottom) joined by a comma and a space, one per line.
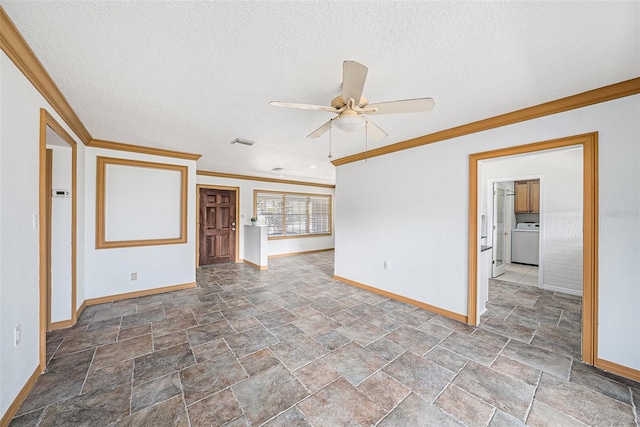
479, 147, 585, 297
511, 179, 540, 266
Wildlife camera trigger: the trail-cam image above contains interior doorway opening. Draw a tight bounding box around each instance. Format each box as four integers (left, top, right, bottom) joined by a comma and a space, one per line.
38, 110, 78, 371
468, 132, 598, 365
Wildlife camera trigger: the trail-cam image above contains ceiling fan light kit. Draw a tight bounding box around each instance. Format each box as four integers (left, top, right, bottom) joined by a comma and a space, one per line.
334, 113, 366, 132
270, 60, 434, 141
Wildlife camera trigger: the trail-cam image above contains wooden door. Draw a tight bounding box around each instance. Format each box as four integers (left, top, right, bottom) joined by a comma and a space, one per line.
199, 188, 236, 265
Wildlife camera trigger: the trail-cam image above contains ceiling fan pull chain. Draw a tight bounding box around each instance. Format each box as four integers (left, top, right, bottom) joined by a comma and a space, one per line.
365, 121, 368, 163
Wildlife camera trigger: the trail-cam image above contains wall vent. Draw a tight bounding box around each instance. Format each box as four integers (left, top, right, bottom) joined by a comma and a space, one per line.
230, 138, 256, 146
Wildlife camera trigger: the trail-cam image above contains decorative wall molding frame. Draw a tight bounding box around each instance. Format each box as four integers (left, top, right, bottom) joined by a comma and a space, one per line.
96, 157, 188, 249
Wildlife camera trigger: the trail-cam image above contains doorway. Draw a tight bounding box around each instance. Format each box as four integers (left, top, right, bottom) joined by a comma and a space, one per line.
197, 186, 239, 266
38, 110, 77, 371
468, 132, 598, 365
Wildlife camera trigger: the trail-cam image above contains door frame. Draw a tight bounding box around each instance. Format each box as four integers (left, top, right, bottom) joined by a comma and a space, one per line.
196, 184, 240, 267
491, 182, 508, 277
468, 132, 598, 365
39, 109, 78, 372
45, 149, 53, 331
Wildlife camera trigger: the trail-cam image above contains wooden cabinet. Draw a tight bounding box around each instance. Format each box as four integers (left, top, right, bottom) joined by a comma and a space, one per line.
514, 180, 540, 213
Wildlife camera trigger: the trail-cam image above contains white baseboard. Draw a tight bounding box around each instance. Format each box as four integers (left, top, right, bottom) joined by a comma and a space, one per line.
542, 284, 582, 297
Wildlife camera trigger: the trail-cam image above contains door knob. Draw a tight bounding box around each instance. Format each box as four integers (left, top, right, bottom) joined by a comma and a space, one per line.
232, 222, 236, 226
232, 228, 236, 231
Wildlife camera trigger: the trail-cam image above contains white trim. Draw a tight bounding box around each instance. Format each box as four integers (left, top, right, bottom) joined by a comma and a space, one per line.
543, 284, 583, 296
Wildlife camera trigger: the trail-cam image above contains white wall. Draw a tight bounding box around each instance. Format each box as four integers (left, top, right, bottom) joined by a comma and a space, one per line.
49, 145, 73, 322
482, 148, 583, 214
543, 214, 583, 294
84, 147, 196, 299
0, 52, 85, 419
104, 163, 183, 242
335, 94, 640, 371
481, 148, 584, 294
196, 174, 335, 258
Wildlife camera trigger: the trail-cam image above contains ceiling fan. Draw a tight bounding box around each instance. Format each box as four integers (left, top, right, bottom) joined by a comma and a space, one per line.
270, 60, 435, 141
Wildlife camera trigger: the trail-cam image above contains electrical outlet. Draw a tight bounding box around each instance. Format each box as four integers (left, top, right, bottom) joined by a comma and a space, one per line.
384, 261, 390, 270
14, 324, 21, 346
131, 273, 137, 281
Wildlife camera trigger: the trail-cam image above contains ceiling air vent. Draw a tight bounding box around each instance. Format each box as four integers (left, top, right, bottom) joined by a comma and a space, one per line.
230, 138, 256, 146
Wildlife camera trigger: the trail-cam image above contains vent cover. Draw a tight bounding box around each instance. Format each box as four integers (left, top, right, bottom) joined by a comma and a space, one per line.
230, 138, 256, 146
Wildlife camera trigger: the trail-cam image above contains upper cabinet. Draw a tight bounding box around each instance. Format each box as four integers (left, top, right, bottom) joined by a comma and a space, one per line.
514, 179, 540, 213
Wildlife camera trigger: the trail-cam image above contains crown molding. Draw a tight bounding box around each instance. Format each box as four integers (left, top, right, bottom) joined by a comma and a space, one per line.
0, 7, 92, 145
197, 170, 335, 189
88, 139, 201, 161
332, 77, 640, 166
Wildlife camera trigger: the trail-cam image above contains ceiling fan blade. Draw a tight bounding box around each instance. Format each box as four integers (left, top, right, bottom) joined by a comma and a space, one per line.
270, 101, 335, 112
307, 120, 333, 138
364, 97, 435, 115
342, 61, 368, 105
365, 119, 388, 141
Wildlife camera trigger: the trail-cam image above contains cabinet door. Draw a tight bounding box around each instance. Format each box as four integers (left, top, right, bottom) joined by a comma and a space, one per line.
530, 180, 540, 213
514, 181, 530, 213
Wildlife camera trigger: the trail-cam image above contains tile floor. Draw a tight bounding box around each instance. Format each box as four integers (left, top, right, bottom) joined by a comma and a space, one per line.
498, 263, 539, 286
10, 251, 640, 426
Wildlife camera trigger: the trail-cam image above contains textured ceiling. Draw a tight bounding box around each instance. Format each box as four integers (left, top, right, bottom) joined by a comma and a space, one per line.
2, 1, 639, 184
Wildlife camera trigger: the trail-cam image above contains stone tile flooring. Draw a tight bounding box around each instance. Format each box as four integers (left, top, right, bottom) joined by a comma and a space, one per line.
501, 263, 539, 286
10, 251, 640, 426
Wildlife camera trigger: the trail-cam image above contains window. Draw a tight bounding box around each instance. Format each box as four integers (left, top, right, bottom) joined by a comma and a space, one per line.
255, 191, 331, 238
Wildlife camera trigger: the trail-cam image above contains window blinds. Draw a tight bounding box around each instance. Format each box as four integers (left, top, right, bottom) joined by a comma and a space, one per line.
255, 192, 331, 237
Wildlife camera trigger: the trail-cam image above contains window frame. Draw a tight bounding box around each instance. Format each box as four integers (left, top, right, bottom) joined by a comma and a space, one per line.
253, 190, 332, 239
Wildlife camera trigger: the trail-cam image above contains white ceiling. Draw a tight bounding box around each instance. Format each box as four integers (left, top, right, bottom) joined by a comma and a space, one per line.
2, 1, 638, 184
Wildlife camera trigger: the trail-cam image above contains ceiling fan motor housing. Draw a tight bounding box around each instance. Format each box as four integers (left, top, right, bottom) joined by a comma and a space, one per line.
331, 95, 368, 109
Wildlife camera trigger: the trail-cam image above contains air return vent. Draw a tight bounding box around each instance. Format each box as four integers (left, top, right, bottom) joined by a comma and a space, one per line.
230, 138, 256, 146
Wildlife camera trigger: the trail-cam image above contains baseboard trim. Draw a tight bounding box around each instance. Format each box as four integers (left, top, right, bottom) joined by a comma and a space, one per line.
596, 358, 640, 382
333, 275, 468, 324
85, 282, 197, 306
542, 284, 583, 297
76, 300, 87, 319
0, 365, 40, 427
268, 248, 334, 259
49, 319, 74, 330
242, 259, 268, 270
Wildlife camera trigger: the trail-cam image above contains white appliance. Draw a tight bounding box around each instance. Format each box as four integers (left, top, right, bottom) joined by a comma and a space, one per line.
511, 223, 539, 265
